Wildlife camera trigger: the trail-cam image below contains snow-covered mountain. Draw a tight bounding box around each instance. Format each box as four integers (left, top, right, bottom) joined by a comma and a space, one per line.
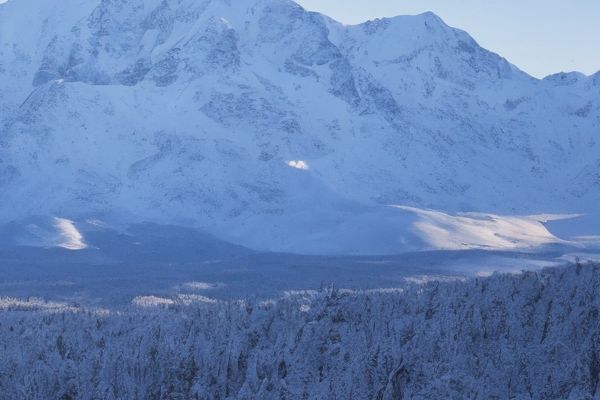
1, 0, 599, 254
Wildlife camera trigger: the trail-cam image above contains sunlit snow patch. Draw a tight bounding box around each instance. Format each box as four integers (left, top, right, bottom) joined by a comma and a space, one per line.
392, 206, 570, 251
133, 294, 217, 307
177, 295, 218, 305
132, 296, 175, 307
12, 216, 88, 250
0, 297, 78, 313
53, 217, 87, 250
180, 282, 224, 291
287, 160, 309, 170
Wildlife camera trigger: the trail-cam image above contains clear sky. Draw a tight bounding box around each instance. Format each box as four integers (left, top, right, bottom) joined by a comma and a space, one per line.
295, 0, 600, 78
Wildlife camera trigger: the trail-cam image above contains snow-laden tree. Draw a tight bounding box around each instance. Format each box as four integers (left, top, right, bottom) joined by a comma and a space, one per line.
0, 263, 599, 399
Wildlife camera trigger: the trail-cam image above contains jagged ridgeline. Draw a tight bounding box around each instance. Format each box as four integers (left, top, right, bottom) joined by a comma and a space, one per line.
0, 263, 599, 399
0, 0, 599, 254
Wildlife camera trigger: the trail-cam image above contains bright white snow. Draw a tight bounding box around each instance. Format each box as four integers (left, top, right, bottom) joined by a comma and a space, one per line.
53, 217, 87, 250
0, 0, 599, 255
286, 160, 310, 170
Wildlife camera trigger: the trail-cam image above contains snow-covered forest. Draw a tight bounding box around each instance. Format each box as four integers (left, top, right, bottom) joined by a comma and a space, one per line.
1, 263, 598, 399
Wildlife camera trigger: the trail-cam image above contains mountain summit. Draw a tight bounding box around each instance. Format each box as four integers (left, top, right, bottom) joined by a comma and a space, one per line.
1, 0, 599, 253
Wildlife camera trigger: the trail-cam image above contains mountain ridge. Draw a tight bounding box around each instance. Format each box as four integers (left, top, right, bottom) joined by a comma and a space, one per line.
1, 0, 599, 254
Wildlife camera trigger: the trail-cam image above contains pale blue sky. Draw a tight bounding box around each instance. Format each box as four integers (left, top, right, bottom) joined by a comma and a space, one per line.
296, 0, 600, 78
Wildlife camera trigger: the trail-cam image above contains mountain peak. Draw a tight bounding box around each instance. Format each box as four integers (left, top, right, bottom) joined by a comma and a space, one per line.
0, 0, 599, 254
543, 71, 587, 86
414, 10, 445, 24
353, 10, 449, 34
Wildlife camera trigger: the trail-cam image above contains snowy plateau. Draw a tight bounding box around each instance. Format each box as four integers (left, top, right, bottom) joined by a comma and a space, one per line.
1, 0, 600, 398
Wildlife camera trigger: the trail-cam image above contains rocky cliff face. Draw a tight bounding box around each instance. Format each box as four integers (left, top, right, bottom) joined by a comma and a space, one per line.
1, 0, 599, 253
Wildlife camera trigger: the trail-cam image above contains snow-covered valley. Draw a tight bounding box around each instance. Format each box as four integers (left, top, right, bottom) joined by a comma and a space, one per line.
1, 218, 598, 308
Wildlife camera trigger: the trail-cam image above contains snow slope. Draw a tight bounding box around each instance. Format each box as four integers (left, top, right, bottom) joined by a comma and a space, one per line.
1, 0, 599, 254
